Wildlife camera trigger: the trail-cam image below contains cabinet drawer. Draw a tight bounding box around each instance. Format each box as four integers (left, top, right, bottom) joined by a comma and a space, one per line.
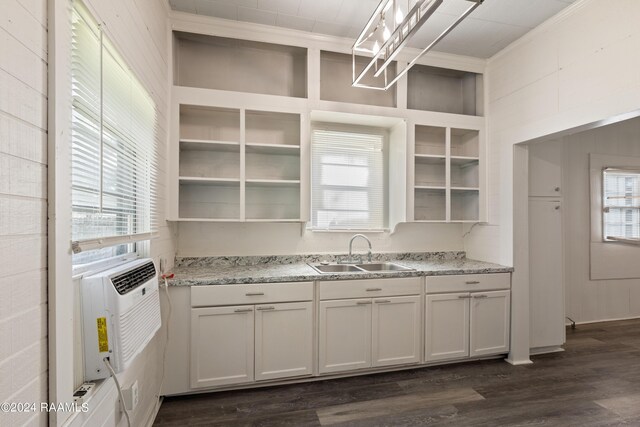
426, 273, 510, 294
320, 277, 421, 300
191, 282, 313, 307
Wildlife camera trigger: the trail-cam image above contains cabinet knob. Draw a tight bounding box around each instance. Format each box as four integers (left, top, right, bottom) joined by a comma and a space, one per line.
555, 187, 560, 192
555, 206, 560, 210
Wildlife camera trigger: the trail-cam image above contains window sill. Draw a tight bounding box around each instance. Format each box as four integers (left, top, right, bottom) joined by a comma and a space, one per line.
308, 228, 390, 234
605, 237, 640, 246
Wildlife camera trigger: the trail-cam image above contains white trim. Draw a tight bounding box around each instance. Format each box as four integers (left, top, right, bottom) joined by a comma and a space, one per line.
49, 0, 76, 425
72, 232, 157, 253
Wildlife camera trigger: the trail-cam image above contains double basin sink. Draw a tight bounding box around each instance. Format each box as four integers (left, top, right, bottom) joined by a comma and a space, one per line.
309, 262, 414, 274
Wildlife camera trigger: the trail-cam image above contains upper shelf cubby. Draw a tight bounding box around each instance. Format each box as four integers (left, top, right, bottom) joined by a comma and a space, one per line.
407, 64, 483, 116
173, 31, 307, 98
320, 51, 396, 108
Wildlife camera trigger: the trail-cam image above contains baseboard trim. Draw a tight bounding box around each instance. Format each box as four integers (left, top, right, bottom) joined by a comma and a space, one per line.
504, 357, 533, 366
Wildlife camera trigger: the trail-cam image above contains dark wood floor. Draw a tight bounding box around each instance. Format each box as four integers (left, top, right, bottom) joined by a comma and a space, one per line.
155, 319, 640, 426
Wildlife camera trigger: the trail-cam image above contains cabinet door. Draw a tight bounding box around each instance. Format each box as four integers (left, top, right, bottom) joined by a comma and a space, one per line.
529, 199, 565, 349
319, 299, 372, 374
528, 141, 562, 197
255, 302, 313, 381
425, 293, 469, 362
372, 296, 421, 367
470, 290, 511, 357
190, 306, 254, 388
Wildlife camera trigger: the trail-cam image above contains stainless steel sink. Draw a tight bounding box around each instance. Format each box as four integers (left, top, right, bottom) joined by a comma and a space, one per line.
310, 264, 364, 273
309, 262, 414, 274
356, 262, 414, 272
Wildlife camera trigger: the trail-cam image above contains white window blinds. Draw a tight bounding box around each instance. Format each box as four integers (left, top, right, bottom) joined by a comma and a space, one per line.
71, 3, 158, 252
603, 168, 640, 243
311, 128, 386, 230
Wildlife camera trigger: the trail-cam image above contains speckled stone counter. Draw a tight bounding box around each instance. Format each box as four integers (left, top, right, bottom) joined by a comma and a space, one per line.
169, 252, 513, 286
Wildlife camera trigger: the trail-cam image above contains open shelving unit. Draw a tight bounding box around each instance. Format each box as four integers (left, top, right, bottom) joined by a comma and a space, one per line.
407, 64, 483, 116
412, 125, 482, 223
173, 104, 305, 222
168, 25, 486, 226
173, 32, 307, 98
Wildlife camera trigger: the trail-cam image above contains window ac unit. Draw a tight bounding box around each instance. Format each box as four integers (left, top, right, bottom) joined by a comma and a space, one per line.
81, 258, 161, 381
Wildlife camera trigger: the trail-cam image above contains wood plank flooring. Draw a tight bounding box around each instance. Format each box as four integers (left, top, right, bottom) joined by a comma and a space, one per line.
154, 319, 640, 426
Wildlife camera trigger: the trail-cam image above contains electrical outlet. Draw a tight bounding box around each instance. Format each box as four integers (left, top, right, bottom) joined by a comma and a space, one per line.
73, 382, 96, 404
123, 380, 139, 411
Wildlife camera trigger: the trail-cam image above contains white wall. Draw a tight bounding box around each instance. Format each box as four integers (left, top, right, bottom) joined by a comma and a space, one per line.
0, 0, 48, 425
466, 0, 640, 265
177, 222, 464, 257
560, 118, 640, 323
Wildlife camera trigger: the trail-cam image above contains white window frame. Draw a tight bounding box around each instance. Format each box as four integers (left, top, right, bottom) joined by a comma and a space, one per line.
589, 154, 640, 281
602, 167, 640, 245
309, 124, 389, 232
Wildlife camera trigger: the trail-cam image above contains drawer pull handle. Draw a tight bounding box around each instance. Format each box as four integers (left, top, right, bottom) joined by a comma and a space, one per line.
245, 292, 265, 296
234, 308, 253, 313
257, 306, 275, 311
474, 295, 488, 299
465, 281, 480, 285
356, 301, 372, 305
375, 300, 391, 304
366, 288, 382, 292
458, 295, 472, 299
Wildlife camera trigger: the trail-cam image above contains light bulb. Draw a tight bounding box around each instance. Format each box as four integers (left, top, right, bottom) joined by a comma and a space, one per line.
395, 9, 404, 24
373, 40, 380, 54
383, 25, 391, 41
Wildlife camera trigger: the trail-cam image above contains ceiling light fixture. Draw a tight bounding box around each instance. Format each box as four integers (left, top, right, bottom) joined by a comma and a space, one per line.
352, 0, 483, 91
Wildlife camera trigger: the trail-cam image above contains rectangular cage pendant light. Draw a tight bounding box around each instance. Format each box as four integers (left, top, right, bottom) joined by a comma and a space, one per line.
352, 0, 483, 91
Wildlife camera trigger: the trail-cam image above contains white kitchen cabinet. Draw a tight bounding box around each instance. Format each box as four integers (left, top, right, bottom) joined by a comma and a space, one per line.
425, 293, 470, 362
190, 283, 314, 389
529, 141, 563, 197
372, 296, 421, 367
319, 299, 372, 374
319, 278, 422, 374
190, 305, 255, 388
469, 290, 511, 357
425, 275, 511, 363
529, 198, 565, 351
255, 302, 313, 381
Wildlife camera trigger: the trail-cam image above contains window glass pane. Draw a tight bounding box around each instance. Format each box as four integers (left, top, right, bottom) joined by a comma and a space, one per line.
70, 2, 157, 251
311, 128, 386, 230
603, 169, 640, 240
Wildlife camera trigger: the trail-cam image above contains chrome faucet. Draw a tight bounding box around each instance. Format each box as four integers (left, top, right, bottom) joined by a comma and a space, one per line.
348, 234, 373, 264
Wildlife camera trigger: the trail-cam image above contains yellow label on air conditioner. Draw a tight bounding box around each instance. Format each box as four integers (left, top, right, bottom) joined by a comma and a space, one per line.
96, 317, 109, 353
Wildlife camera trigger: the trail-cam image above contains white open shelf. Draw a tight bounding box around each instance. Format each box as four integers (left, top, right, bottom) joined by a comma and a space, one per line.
407, 64, 483, 116
174, 102, 305, 222
412, 125, 482, 222
173, 32, 307, 98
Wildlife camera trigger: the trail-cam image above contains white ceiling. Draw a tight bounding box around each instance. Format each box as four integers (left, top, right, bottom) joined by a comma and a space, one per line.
168, 0, 576, 58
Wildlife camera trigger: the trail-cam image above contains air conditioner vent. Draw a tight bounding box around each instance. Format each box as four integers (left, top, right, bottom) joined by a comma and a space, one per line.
111, 261, 156, 295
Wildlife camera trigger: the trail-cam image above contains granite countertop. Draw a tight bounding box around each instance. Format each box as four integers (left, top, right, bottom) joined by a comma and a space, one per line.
168, 252, 513, 286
